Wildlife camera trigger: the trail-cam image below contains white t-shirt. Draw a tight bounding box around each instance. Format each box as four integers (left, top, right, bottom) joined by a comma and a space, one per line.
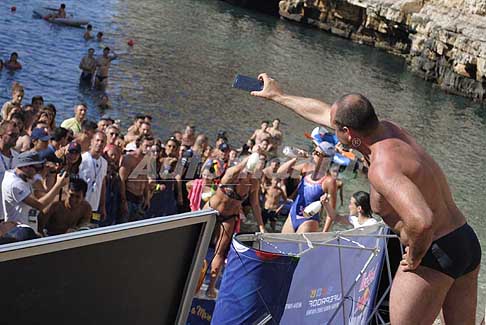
2, 170, 39, 229
79, 152, 107, 211
347, 215, 378, 228
0, 149, 19, 220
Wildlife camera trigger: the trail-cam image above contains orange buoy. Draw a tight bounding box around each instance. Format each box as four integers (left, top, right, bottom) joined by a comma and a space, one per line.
11, 6, 17, 12
127, 39, 134, 47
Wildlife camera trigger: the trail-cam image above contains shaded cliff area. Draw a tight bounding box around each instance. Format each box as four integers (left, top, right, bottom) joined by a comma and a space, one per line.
224, 0, 486, 102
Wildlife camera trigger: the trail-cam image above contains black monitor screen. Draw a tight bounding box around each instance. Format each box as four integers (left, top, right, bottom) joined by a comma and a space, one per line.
0, 213, 214, 325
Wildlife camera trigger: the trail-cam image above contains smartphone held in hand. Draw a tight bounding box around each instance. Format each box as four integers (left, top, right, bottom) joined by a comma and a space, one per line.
232, 74, 263, 92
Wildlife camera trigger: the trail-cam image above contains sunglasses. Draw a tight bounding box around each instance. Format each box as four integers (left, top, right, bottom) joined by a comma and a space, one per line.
109, 132, 119, 136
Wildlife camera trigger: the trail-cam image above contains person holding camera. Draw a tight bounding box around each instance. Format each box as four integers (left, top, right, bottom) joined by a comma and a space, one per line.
2, 151, 67, 234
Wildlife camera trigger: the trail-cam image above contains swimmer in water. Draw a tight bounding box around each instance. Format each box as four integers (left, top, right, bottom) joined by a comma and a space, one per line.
84, 24, 93, 40
96, 32, 103, 42
5, 52, 22, 70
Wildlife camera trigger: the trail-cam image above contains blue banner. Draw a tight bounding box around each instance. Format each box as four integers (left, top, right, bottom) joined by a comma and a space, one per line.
263, 230, 385, 324
212, 238, 300, 324
211, 226, 386, 324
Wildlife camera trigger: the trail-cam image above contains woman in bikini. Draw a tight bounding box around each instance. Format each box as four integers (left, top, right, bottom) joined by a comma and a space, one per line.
204, 153, 266, 298
277, 141, 338, 233
186, 159, 220, 211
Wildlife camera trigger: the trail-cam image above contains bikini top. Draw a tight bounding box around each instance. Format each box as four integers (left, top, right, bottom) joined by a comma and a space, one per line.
218, 184, 249, 202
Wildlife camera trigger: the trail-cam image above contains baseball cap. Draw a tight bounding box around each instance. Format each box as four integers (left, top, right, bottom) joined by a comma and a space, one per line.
124, 142, 137, 152
38, 148, 63, 164
67, 141, 81, 154
13, 151, 46, 168
31, 128, 50, 141
310, 126, 328, 145
218, 143, 230, 152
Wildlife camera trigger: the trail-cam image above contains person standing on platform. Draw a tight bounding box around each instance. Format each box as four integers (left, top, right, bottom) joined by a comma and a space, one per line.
251, 73, 481, 324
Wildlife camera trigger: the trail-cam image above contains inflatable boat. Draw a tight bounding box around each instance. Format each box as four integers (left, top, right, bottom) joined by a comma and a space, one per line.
32, 7, 89, 27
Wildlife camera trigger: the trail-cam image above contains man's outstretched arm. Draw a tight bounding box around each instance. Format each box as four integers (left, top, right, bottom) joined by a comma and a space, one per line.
251, 73, 333, 128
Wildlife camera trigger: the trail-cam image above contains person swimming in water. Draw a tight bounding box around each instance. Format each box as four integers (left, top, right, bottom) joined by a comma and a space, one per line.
5, 52, 22, 70
84, 24, 93, 40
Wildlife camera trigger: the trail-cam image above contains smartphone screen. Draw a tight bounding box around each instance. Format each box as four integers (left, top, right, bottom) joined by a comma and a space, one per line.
232, 74, 263, 92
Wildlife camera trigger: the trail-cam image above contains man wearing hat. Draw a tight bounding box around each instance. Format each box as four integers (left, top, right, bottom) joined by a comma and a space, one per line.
31, 128, 50, 153
2, 151, 67, 232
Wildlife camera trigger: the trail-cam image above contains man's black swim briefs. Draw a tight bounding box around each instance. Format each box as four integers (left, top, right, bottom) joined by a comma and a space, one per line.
420, 223, 481, 279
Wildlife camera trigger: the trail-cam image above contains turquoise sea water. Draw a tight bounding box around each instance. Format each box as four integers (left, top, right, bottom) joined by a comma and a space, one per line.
1, 0, 485, 318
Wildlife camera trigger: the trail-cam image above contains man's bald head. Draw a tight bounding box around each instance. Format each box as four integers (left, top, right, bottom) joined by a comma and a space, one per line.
333, 94, 379, 135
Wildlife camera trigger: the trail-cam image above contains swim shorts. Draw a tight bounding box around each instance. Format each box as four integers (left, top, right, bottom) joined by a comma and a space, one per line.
420, 223, 481, 279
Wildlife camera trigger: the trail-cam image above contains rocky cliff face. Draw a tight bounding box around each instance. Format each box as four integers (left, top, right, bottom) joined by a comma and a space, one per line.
279, 0, 486, 101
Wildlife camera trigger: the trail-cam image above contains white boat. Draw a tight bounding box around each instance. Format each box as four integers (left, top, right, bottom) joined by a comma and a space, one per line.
32, 7, 89, 27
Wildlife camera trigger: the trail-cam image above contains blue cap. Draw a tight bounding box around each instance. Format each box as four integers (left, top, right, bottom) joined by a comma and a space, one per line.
31, 128, 50, 141
38, 148, 63, 164
218, 143, 230, 152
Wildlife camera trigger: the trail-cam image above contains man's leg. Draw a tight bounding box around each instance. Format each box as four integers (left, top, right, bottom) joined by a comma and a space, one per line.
441, 265, 479, 324
390, 266, 454, 325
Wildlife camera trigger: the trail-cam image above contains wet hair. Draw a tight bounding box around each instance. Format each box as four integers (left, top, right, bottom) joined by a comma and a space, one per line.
135, 115, 145, 120
60, 4, 66, 9
103, 46, 110, 52
87, 24, 92, 30
144, 115, 152, 121
69, 178, 88, 197
261, 120, 269, 124
10, 52, 18, 59
141, 121, 151, 127
273, 118, 280, 123
97, 32, 103, 37
31, 96, 44, 105
81, 120, 98, 132
88, 48, 95, 52
352, 191, 373, 217
334, 94, 379, 135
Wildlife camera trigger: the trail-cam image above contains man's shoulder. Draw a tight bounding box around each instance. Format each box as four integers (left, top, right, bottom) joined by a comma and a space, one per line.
61, 117, 76, 126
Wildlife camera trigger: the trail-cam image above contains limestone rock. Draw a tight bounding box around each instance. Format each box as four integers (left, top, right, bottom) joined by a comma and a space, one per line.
277, 0, 486, 101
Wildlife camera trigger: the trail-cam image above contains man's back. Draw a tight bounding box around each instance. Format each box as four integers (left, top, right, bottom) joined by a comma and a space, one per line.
368, 121, 465, 240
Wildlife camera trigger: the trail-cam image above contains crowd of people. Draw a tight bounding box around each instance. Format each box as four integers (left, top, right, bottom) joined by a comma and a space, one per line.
0, 75, 377, 296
